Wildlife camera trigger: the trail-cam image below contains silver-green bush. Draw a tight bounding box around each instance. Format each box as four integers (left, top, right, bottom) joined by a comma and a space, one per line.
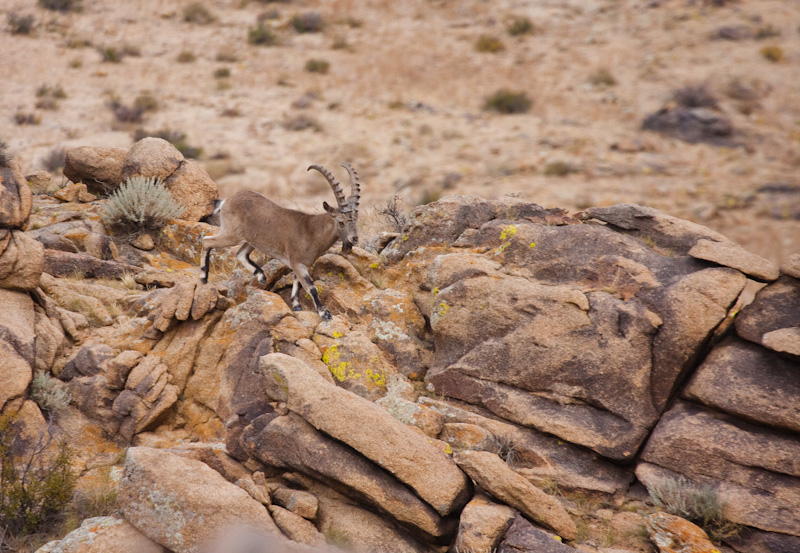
647, 476, 741, 541
102, 176, 185, 231
30, 371, 71, 416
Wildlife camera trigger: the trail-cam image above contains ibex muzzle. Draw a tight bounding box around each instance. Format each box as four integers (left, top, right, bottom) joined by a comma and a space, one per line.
199, 163, 361, 320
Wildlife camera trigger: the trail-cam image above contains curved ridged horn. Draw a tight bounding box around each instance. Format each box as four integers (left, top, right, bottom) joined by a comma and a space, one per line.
341, 162, 361, 213
308, 164, 347, 210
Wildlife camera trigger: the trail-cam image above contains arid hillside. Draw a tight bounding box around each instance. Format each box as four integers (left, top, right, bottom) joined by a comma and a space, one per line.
1, 0, 799, 263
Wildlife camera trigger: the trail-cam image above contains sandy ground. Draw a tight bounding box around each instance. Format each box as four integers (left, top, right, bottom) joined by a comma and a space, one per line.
1, 0, 799, 263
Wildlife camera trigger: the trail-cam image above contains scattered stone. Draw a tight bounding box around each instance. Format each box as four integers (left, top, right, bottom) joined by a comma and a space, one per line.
497, 514, 575, 553
60, 343, 115, 380
272, 487, 318, 520
63, 146, 127, 195
268, 504, 327, 547
439, 422, 496, 453
454, 450, 578, 540
421, 397, 634, 495
644, 512, 718, 553
452, 494, 516, 553
236, 475, 271, 505
120, 137, 184, 183
131, 232, 155, 251
119, 447, 281, 553
292, 475, 440, 553
688, 238, 779, 282
54, 182, 97, 203
376, 396, 444, 437
25, 170, 57, 195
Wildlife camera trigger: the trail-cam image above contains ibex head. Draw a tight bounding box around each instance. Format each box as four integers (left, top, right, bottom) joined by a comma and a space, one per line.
309, 162, 361, 254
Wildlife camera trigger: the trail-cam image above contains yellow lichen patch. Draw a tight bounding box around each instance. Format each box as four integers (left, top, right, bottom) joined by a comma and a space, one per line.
500, 224, 518, 240
364, 367, 386, 387
332, 331, 344, 338
530, 242, 536, 248
369, 262, 379, 269
322, 344, 352, 382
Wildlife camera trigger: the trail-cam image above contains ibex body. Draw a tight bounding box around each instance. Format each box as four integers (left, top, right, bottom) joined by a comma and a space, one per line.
200, 163, 361, 320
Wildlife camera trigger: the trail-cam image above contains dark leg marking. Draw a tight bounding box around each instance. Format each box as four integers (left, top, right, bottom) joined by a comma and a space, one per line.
200, 249, 211, 283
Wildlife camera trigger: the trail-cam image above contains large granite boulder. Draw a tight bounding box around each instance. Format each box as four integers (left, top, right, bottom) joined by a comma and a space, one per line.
63, 146, 127, 195
118, 447, 281, 553
0, 229, 44, 291
408, 199, 747, 461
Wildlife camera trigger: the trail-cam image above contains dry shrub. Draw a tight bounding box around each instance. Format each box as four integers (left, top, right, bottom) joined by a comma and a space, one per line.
0, 412, 76, 539
102, 176, 185, 231
484, 89, 532, 114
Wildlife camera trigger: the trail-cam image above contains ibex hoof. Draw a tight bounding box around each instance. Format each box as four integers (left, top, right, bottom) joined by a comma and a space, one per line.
320, 309, 332, 321
256, 273, 267, 285
200, 276, 208, 284
292, 305, 303, 312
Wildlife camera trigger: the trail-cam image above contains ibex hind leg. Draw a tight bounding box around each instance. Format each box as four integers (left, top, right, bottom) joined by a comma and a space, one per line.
294, 265, 331, 320
236, 244, 267, 285
290, 279, 302, 311
200, 231, 242, 283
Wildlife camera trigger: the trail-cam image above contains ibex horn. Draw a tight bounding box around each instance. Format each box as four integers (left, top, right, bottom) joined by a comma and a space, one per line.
341, 162, 361, 213
308, 165, 348, 210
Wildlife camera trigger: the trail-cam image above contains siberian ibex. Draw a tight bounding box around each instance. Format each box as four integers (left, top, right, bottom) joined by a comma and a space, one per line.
199, 163, 361, 320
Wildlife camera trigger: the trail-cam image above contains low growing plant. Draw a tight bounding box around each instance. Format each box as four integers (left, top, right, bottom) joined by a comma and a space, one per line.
30, 371, 72, 417
0, 413, 76, 539
8, 12, 35, 35
647, 476, 741, 542
760, 45, 783, 62
484, 89, 532, 114
38, 0, 81, 13
292, 12, 324, 33
248, 21, 277, 46
102, 176, 185, 231
183, 2, 216, 24
475, 34, 505, 53
305, 58, 330, 74
507, 15, 536, 36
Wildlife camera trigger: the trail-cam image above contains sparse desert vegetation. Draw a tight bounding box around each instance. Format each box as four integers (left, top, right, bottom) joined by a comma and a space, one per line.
0, 0, 797, 268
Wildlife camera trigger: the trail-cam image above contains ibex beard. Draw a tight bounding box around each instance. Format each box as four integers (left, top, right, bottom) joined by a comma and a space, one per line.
199, 162, 361, 321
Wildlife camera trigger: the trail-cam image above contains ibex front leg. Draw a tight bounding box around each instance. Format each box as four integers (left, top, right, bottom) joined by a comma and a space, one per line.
293, 264, 331, 321
200, 230, 242, 284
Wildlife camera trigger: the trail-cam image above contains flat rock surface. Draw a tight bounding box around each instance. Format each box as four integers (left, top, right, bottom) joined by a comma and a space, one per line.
683, 337, 800, 433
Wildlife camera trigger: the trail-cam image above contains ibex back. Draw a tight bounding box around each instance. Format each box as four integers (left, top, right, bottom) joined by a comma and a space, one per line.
199, 163, 361, 320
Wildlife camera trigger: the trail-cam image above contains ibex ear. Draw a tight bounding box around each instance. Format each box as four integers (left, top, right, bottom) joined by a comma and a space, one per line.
323, 201, 337, 215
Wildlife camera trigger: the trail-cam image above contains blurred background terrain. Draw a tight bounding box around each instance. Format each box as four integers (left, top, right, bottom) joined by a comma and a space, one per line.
1, 0, 798, 263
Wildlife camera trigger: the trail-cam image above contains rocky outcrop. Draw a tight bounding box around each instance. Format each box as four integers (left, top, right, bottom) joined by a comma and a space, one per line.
637, 402, 800, 536
3, 183, 798, 553
118, 447, 281, 553
453, 450, 577, 540
413, 199, 747, 461
65, 138, 218, 222
259, 353, 472, 517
